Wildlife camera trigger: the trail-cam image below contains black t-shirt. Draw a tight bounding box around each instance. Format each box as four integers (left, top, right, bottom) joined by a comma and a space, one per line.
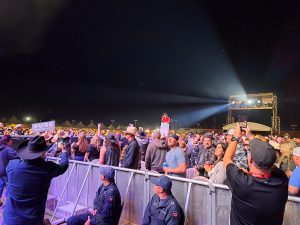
226, 163, 288, 225
86, 144, 99, 161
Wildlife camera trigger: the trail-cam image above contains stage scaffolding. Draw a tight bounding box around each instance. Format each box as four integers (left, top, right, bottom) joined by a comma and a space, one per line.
227, 93, 280, 135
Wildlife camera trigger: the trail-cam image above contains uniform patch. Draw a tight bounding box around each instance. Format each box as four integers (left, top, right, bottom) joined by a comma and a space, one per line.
172, 211, 178, 218
108, 196, 114, 202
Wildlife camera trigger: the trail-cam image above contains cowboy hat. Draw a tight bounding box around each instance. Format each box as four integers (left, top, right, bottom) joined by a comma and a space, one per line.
17, 136, 50, 160
124, 126, 137, 136
52, 130, 69, 142
42, 132, 53, 141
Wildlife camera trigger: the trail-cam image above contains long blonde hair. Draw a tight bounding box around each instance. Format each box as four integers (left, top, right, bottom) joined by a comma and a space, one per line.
90, 135, 100, 150
280, 141, 296, 157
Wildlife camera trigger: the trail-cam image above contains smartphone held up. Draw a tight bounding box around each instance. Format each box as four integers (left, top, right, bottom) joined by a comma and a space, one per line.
238, 115, 247, 131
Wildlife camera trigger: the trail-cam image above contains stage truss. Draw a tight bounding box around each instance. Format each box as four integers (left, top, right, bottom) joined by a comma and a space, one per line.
227, 92, 279, 134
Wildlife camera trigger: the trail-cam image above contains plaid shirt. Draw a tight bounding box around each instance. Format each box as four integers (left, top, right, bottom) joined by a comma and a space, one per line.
233, 143, 248, 170
198, 146, 215, 165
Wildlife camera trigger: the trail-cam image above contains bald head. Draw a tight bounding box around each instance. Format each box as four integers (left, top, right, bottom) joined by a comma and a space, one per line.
152, 131, 161, 140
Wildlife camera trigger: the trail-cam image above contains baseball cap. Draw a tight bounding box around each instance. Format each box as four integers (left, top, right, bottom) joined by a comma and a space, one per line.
226, 129, 234, 135
168, 134, 179, 141
99, 166, 115, 181
150, 175, 172, 193
293, 147, 300, 157
249, 138, 276, 169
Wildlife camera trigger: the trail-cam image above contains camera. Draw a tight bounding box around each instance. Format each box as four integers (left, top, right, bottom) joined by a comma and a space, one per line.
57, 137, 70, 146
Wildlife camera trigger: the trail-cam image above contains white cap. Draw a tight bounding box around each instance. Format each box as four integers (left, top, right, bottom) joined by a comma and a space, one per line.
293, 147, 300, 157
226, 129, 234, 135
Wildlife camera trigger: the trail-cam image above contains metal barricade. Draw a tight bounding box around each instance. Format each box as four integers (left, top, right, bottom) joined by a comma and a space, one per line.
46, 157, 300, 225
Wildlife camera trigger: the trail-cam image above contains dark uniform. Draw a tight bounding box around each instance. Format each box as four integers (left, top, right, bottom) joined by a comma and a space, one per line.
142, 194, 184, 225
67, 182, 121, 225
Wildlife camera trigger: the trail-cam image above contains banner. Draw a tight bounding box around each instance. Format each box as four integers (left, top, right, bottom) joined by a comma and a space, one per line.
32, 121, 55, 133
160, 122, 169, 137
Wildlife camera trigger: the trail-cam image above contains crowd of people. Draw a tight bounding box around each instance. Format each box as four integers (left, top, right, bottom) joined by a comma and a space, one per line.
0, 122, 98, 137
34, 123, 300, 184
1, 121, 300, 224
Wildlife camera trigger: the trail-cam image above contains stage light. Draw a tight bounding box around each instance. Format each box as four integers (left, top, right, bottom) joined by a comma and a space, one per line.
175, 104, 229, 127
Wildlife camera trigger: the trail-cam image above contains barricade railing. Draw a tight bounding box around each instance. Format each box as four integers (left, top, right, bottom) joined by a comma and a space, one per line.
45, 157, 300, 225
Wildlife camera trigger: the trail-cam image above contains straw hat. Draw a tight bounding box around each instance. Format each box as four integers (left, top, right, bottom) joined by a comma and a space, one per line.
52, 130, 68, 142
42, 132, 53, 141
124, 126, 137, 136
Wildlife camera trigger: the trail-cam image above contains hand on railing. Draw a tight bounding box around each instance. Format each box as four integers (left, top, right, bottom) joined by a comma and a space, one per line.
84, 216, 91, 225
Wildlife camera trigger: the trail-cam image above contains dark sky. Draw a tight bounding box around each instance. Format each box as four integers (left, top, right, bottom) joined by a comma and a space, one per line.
1, 0, 300, 129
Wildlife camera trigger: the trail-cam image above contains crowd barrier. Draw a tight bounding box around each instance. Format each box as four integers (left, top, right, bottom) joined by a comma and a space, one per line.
46, 157, 300, 225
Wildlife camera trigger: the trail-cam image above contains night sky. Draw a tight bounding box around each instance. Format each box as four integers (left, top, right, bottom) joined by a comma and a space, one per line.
1, 0, 300, 129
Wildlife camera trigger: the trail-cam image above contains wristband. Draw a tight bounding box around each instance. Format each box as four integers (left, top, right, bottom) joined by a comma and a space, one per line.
231, 137, 241, 143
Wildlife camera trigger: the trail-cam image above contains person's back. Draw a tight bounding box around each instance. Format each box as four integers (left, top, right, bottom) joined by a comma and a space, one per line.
0, 144, 17, 177
85, 144, 99, 161
232, 143, 249, 171
145, 138, 168, 172
136, 131, 149, 162
0, 135, 18, 207
4, 136, 69, 225
121, 139, 139, 169
105, 143, 120, 166
224, 124, 288, 225
226, 164, 288, 225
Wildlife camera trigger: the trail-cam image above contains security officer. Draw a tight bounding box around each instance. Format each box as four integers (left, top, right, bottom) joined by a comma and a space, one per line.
67, 166, 122, 225
142, 175, 184, 225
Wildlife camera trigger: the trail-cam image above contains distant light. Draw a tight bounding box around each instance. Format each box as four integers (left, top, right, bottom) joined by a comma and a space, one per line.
257, 100, 261, 103
247, 100, 252, 104
232, 101, 235, 104
25, 116, 32, 122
